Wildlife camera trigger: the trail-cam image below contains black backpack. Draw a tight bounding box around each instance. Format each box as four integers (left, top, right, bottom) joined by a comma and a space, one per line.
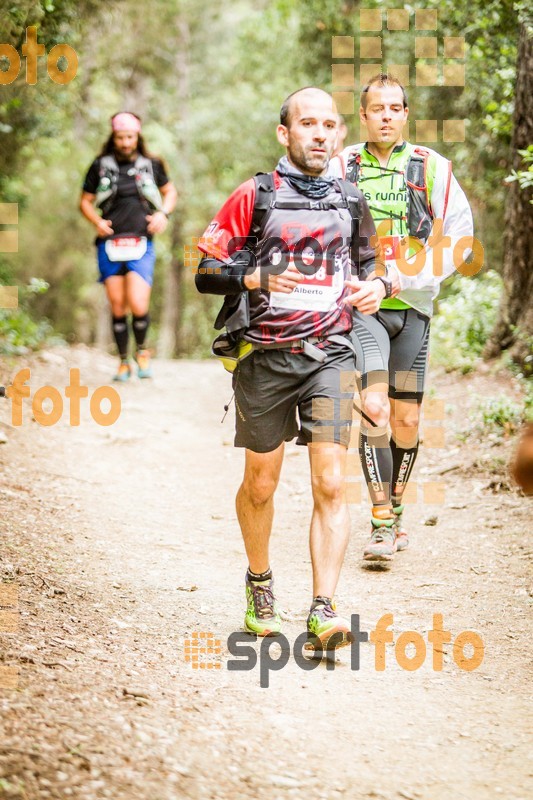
214, 171, 364, 341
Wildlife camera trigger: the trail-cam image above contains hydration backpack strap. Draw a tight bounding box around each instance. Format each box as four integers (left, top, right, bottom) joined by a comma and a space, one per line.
212, 173, 273, 339
99, 154, 119, 176
335, 178, 363, 277
250, 172, 275, 241
406, 148, 433, 243
345, 149, 362, 184
133, 155, 155, 179
96, 155, 119, 213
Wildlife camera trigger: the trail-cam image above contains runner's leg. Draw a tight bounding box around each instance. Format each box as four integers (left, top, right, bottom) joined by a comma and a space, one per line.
351, 311, 394, 516
308, 441, 350, 598
237, 444, 285, 636
126, 270, 151, 317
126, 270, 153, 377
105, 276, 130, 372
388, 309, 431, 544
389, 397, 421, 504
236, 444, 285, 575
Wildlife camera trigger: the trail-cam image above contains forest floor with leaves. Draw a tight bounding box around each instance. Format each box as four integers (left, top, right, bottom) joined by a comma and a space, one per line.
0, 345, 531, 800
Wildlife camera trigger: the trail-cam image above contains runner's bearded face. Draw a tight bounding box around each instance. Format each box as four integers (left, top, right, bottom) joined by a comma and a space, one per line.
360, 86, 408, 147
113, 130, 139, 160
278, 95, 338, 176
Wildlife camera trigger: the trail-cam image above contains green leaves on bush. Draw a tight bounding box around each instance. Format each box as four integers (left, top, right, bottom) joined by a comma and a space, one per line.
431, 271, 503, 373
0, 279, 61, 354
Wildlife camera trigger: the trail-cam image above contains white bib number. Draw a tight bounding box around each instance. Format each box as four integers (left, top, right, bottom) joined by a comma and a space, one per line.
104, 236, 147, 262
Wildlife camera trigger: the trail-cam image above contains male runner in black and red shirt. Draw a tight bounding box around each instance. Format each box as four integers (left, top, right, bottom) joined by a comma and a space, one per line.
196, 87, 389, 650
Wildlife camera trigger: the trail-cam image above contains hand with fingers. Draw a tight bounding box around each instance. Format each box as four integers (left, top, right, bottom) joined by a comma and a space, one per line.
344, 278, 385, 315
244, 263, 304, 293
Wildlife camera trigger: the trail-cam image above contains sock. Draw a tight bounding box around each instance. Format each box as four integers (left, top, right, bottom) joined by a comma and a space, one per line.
247, 567, 272, 583
372, 505, 395, 524
312, 595, 332, 609
112, 315, 129, 360
391, 437, 419, 506
359, 424, 393, 507
132, 313, 150, 349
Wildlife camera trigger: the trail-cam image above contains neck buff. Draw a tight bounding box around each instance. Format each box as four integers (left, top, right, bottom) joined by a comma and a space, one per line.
276, 156, 336, 199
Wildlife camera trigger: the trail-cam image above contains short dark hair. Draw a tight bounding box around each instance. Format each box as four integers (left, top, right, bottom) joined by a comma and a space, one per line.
279, 86, 330, 127
360, 73, 408, 109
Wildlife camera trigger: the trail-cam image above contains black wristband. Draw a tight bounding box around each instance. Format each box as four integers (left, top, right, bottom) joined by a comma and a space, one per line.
373, 275, 392, 299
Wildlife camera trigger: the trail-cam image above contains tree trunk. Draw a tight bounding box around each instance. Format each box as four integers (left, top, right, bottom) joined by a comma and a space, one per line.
485, 22, 533, 371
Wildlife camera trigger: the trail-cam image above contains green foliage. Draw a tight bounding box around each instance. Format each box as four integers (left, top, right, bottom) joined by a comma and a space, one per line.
477, 395, 526, 434
505, 145, 533, 201
431, 271, 504, 373
0, 279, 62, 354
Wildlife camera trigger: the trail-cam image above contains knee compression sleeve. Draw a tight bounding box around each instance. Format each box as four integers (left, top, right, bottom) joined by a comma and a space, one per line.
359, 424, 393, 506
391, 438, 419, 505
132, 313, 150, 348
112, 315, 129, 359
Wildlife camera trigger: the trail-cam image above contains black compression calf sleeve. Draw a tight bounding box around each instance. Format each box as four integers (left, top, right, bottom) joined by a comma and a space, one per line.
112, 315, 129, 359
359, 425, 393, 507
132, 313, 150, 348
391, 437, 419, 505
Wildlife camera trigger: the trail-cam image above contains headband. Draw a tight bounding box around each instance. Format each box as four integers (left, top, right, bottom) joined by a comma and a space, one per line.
111, 112, 141, 133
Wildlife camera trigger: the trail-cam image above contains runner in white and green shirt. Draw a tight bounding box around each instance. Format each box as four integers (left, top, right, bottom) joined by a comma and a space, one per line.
330, 74, 474, 565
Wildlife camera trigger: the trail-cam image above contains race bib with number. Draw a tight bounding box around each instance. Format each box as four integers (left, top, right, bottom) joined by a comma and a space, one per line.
104, 236, 148, 262
379, 235, 424, 268
269, 249, 344, 313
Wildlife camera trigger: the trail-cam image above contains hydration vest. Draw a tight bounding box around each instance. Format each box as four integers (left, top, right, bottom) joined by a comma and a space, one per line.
214, 171, 363, 340
95, 154, 164, 215
345, 147, 434, 243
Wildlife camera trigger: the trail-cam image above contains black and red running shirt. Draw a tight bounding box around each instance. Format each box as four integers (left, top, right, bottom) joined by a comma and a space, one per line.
198, 169, 377, 345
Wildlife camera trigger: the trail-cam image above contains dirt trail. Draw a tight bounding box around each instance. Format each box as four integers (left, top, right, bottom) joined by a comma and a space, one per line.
0, 346, 531, 800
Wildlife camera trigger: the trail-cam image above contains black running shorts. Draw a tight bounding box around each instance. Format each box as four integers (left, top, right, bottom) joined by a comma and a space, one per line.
232, 339, 357, 453
351, 308, 430, 401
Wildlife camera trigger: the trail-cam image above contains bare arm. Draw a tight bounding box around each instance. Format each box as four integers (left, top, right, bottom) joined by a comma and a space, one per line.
146, 181, 178, 234
79, 191, 114, 238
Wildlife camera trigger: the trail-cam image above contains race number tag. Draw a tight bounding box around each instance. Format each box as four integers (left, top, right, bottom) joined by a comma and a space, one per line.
380, 235, 423, 268
269, 249, 343, 313
104, 236, 148, 262
379, 236, 401, 267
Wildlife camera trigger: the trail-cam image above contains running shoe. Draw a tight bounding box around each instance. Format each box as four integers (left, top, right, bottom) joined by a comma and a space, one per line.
135, 349, 153, 379
363, 518, 397, 562
304, 600, 353, 651
244, 573, 281, 637
392, 505, 409, 551
113, 360, 131, 382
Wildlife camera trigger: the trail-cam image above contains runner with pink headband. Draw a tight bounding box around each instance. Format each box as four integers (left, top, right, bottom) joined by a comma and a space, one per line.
80, 112, 177, 382
111, 112, 142, 133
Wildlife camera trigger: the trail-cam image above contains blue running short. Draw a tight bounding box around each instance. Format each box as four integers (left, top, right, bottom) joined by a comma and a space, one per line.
97, 240, 155, 286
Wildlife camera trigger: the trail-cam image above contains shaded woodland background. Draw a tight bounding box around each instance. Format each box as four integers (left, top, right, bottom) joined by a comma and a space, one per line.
0, 0, 531, 372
